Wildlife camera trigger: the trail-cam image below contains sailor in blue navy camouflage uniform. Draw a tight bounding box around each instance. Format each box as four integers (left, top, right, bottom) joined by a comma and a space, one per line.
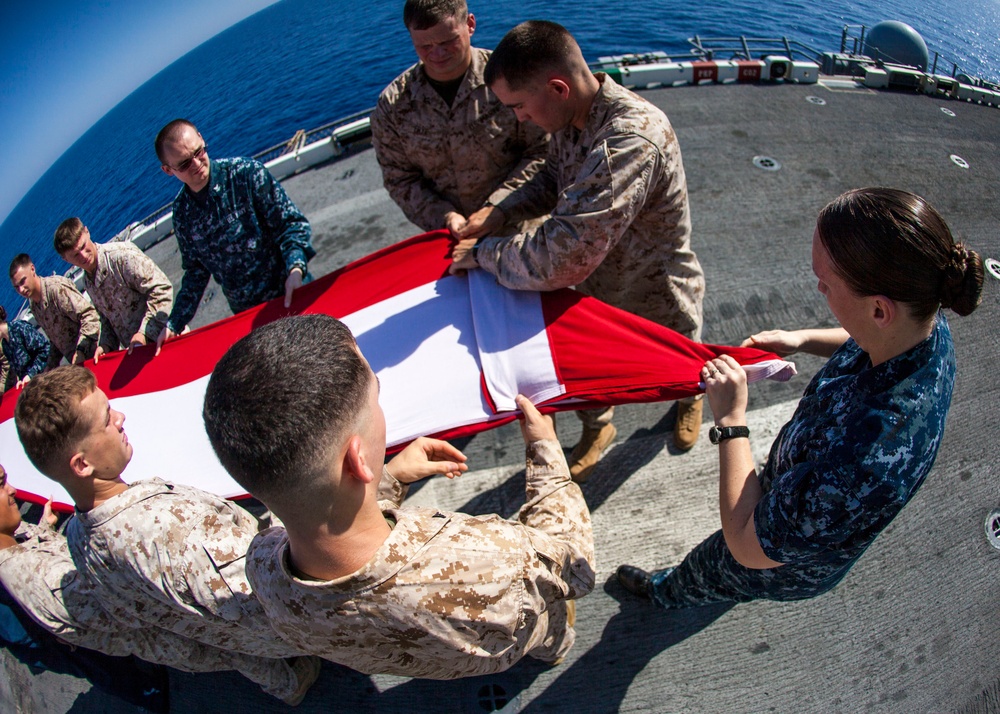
0, 306, 51, 390
617, 188, 984, 607
153, 119, 314, 354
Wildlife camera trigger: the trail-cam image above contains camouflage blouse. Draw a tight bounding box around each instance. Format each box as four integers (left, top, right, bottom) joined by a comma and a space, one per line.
167, 158, 314, 332
371, 47, 548, 232
1, 319, 50, 386
246, 439, 595, 678
477, 73, 704, 338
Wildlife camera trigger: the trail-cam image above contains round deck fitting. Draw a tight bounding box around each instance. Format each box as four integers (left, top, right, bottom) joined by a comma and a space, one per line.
806, 96, 827, 105
950, 154, 969, 169
985, 258, 1000, 281
752, 156, 781, 171
941, 107, 956, 117
985, 510, 1000, 550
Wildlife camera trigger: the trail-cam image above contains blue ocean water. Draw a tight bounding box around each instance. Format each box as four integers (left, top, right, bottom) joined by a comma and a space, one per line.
1, 0, 998, 316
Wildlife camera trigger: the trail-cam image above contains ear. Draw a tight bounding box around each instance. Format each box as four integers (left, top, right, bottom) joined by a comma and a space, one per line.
69, 450, 94, 479
467, 13, 476, 35
546, 77, 571, 100
160, 165, 175, 178
870, 295, 896, 328
342, 434, 377, 485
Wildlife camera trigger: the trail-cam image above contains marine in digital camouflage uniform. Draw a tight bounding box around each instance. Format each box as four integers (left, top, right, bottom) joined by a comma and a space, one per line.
63, 478, 315, 699
201, 314, 595, 680
469, 72, 703, 340
248, 440, 595, 679
166, 156, 314, 332
85, 242, 172, 354
55, 219, 173, 356
0, 315, 50, 389
452, 21, 706, 466
372, 48, 549, 234
12, 366, 318, 703
29, 276, 101, 369
0, 520, 301, 692
647, 317, 956, 606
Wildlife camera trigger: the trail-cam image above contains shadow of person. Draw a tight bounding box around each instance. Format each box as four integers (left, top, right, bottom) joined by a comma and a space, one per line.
107, 344, 156, 391
457, 468, 528, 519
578, 407, 674, 512
523, 577, 735, 713
355, 279, 478, 374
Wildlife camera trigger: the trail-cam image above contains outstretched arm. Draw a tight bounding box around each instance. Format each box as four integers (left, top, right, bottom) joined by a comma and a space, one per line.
741, 328, 849, 358
377, 437, 469, 506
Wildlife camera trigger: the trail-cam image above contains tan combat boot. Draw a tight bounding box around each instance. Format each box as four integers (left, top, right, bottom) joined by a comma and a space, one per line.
569, 423, 617, 483
673, 399, 703, 451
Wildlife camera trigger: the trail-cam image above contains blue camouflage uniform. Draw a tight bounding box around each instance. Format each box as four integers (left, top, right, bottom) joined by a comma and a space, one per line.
1, 320, 51, 386
650, 315, 956, 607
166, 158, 314, 333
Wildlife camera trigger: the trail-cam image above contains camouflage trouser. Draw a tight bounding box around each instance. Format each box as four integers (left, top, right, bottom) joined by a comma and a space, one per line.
525, 598, 574, 664
229, 654, 300, 700
648, 530, 848, 609
130, 630, 300, 699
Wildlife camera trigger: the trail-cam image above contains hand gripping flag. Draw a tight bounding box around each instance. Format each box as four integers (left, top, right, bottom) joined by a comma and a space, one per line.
0, 231, 794, 510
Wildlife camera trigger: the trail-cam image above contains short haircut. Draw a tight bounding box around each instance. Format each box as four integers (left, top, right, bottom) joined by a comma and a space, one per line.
484, 20, 578, 90
15, 366, 97, 478
0, 306, 7, 323
8, 254, 33, 279
403, 0, 467, 30
155, 119, 198, 164
817, 187, 984, 321
203, 315, 370, 505
54, 217, 85, 255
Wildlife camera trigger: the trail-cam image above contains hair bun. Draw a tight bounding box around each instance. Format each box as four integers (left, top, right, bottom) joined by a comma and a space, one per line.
940, 243, 984, 315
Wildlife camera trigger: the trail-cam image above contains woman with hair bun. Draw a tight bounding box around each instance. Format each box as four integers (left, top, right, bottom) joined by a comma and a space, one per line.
0, 306, 52, 391
617, 187, 984, 607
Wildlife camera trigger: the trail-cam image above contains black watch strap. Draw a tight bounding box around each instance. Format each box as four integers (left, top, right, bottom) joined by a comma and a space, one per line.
709, 425, 750, 444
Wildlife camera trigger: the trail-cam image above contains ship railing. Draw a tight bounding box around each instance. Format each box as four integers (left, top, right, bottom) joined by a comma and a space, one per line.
126, 107, 376, 253
685, 35, 824, 64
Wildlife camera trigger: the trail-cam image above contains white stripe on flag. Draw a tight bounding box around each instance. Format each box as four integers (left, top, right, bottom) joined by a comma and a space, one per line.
468, 270, 564, 412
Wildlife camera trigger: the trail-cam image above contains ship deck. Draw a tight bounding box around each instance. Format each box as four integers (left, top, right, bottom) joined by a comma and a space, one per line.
3, 78, 998, 713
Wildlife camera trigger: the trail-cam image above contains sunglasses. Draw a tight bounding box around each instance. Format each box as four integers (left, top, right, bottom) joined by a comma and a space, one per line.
171, 145, 207, 173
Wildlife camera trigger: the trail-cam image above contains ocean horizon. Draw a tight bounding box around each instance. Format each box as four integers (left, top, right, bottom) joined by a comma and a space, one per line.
1, 0, 998, 316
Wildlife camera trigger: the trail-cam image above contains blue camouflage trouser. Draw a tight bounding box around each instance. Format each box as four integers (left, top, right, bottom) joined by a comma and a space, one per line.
649, 530, 851, 608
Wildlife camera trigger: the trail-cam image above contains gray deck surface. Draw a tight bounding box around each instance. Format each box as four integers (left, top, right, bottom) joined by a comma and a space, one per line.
2, 79, 998, 713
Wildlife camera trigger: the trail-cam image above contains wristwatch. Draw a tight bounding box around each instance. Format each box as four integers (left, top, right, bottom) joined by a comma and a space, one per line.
709, 425, 750, 444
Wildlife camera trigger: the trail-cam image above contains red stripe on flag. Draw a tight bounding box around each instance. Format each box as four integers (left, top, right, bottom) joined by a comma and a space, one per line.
0, 231, 455, 420
541, 288, 777, 404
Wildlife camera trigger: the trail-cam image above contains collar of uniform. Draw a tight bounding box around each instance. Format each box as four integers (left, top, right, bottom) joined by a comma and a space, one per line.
572, 72, 617, 149
85, 243, 110, 290
851, 312, 949, 397
183, 159, 221, 201
411, 46, 488, 108
274, 505, 452, 592
73, 477, 176, 529
0, 540, 26, 569
35, 275, 55, 310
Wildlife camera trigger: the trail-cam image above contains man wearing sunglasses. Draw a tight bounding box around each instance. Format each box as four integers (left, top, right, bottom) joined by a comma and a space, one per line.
153, 119, 315, 355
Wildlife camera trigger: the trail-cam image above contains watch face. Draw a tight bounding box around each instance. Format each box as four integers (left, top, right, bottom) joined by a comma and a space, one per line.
709, 426, 721, 444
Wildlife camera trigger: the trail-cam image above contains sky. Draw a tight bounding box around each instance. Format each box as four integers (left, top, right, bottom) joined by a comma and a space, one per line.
0, 0, 280, 227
